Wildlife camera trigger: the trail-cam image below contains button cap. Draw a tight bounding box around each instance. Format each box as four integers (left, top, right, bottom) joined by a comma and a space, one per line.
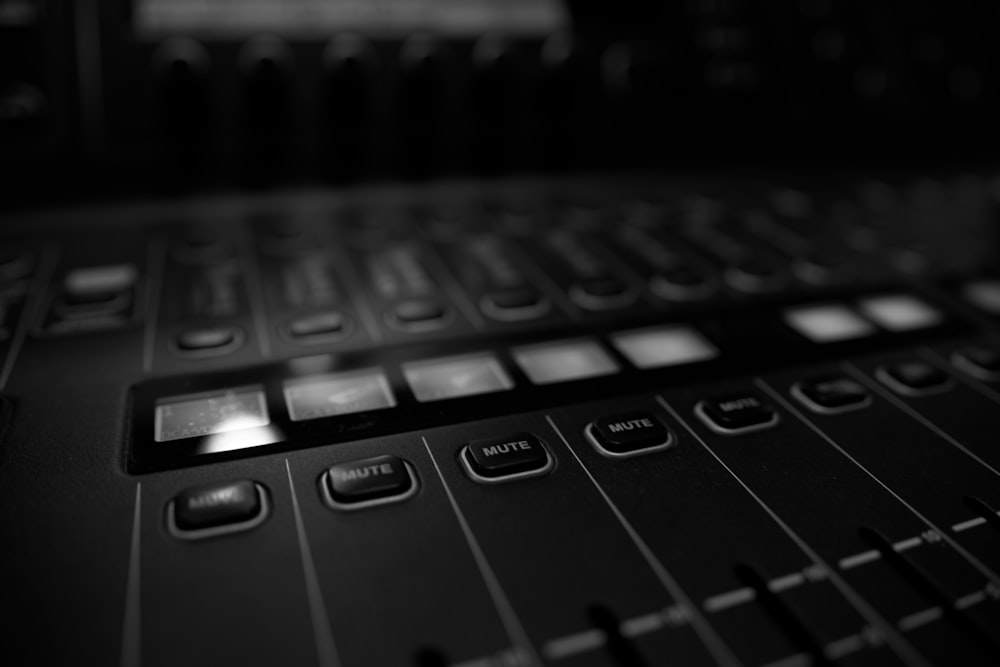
481, 287, 549, 321
651, 266, 715, 301
696, 393, 780, 434
323, 455, 417, 508
172, 480, 265, 535
588, 412, 673, 458
284, 311, 346, 341
174, 326, 242, 353
792, 376, 871, 413
391, 298, 448, 326
462, 433, 552, 482
571, 276, 636, 310
877, 360, 953, 395
952, 345, 1000, 381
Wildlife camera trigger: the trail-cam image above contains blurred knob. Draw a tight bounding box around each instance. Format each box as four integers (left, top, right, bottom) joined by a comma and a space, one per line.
153, 38, 210, 138
323, 34, 377, 182
471, 34, 520, 175
398, 33, 451, 179
240, 36, 294, 131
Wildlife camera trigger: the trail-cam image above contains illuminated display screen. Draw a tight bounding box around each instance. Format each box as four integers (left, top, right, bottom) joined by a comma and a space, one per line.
134, 0, 567, 37
154, 386, 270, 442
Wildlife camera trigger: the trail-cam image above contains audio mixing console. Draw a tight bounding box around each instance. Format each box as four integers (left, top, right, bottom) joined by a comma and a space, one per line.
2, 171, 1000, 667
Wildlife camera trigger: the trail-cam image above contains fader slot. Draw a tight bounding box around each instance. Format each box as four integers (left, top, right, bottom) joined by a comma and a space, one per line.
858, 527, 1000, 662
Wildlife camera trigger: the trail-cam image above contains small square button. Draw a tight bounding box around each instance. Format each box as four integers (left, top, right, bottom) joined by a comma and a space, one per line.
784, 304, 876, 343
322, 455, 418, 510
168, 480, 270, 540
695, 393, 780, 435
859, 295, 943, 332
791, 376, 872, 414
586, 412, 674, 458
611, 326, 717, 369
403, 354, 513, 402
512, 339, 619, 385
876, 360, 953, 396
283, 369, 395, 422
461, 434, 553, 483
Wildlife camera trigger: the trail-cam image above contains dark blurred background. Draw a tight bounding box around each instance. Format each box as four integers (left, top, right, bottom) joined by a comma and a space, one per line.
2, 0, 999, 209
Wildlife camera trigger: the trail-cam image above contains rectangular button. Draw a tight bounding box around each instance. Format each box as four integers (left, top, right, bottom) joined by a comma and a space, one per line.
323, 455, 417, 509
173, 480, 263, 532
695, 393, 780, 434
587, 412, 673, 457
462, 434, 552, 482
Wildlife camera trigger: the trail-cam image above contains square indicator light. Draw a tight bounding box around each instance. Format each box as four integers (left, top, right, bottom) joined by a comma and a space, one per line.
784, 304, 876, 343
284, 369, 395, 422
611, 326, 718, 369
155, 386, 269, 443
512, 339, 620, 385
859, 295, 943, 332
962, 281, 1000, 315
403, 354, 513, 403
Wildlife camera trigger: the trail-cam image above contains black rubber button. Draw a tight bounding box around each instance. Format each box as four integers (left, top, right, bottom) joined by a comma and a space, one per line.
392, 298, 447, 324
285, 311, 345, 339
792, 376, 871, 413
463, 433, 551, 481
590, 412, 672, 456
175, 326, 239, 351
878, 360, 953, 395
487, 287, 541, 310
696, 393, 779, 434
651, 266, 715, 300
174, 480, 262, 531
325, 455, 415, 506
952, 345, 1000, 380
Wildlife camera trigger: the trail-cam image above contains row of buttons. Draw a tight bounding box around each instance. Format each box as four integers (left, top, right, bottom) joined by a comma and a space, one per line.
166, 410, 674, 538
166, 349, 995, 538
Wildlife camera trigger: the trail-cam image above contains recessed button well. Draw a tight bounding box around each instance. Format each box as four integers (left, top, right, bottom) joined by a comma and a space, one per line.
791, 376, 871, 414
322, 455, 418, 509
173, 326, 243, 354
587, 411, 673, 458
461, 433, 552, 483
876, 360, 953, 396
952, 345, 1000, 381
169, 480, 269, 539
284, 310, 347, 342
390, 297, 449, 329
695, 393, 780, 434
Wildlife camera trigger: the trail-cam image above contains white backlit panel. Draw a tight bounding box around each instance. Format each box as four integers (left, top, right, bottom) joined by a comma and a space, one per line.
611, 326, 718, 369
784, 304, 876, 343
403, 354, 513, 402
155, 386, 269, 442
859, 295, 943, 332
513, 339, 620, 385
284, 369, 395, 422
